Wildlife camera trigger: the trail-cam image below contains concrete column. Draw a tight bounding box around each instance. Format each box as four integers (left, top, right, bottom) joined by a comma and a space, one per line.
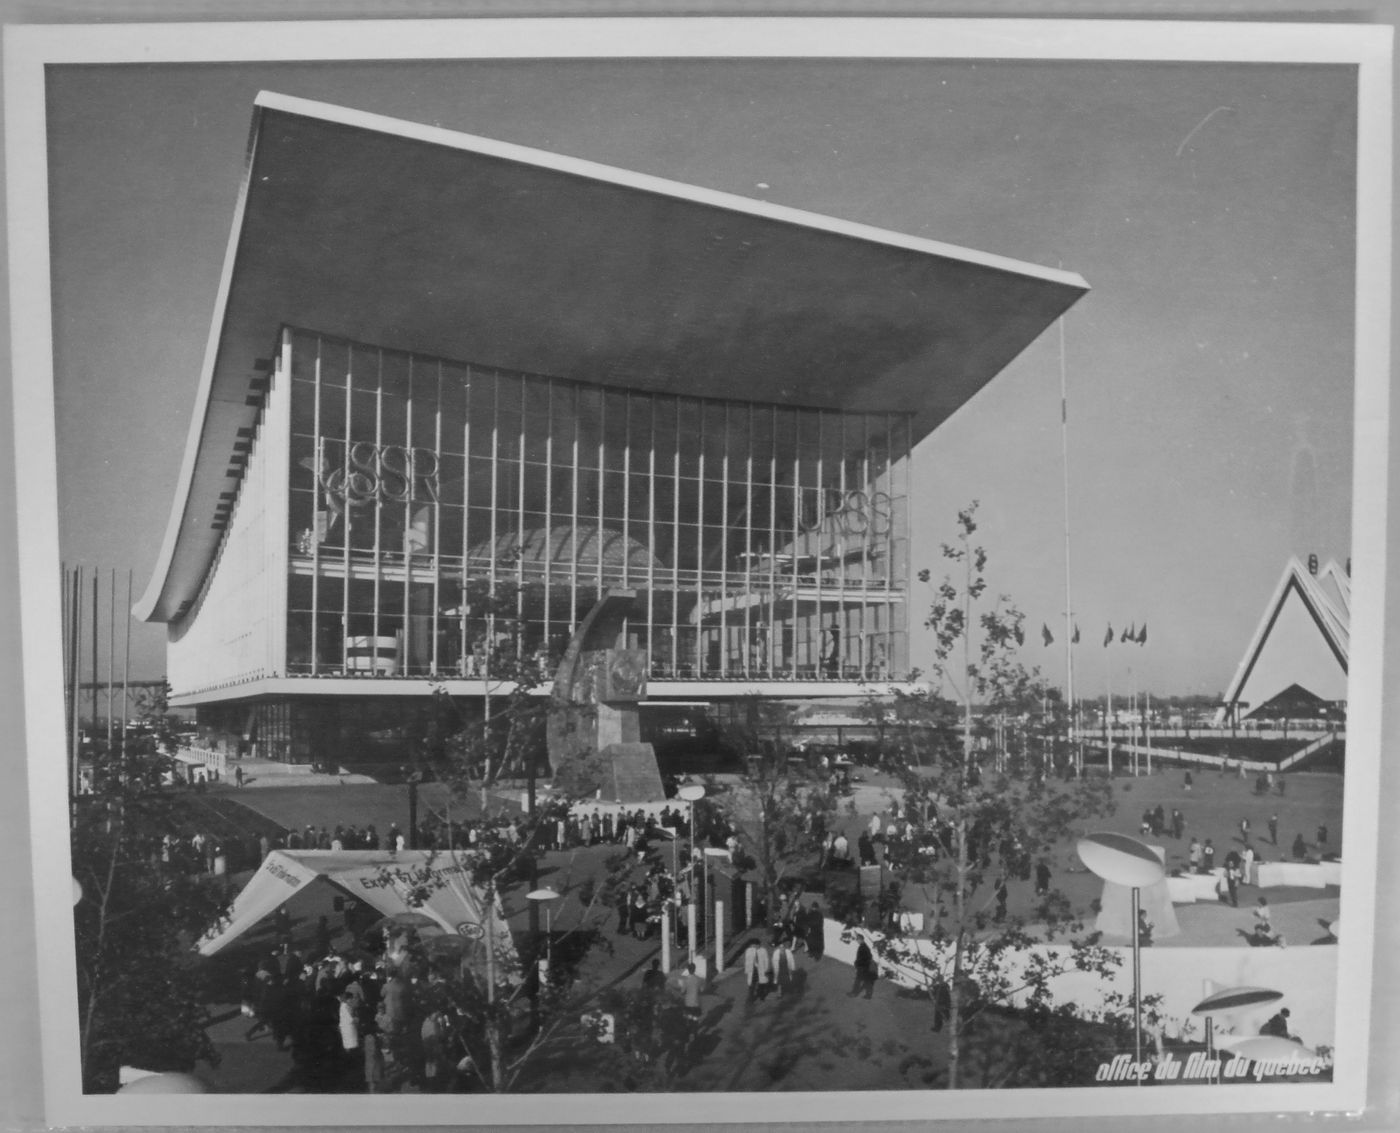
745, 882, 754, 929
687, 903, 697, 961
714, 900, 725, 973
661, 910, 672, 974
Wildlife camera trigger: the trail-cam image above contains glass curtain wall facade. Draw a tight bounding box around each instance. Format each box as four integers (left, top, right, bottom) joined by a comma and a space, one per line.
285, 328, 910, 683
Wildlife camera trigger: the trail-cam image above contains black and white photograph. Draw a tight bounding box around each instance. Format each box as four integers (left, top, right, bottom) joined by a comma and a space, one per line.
3, 14, 1393, 1127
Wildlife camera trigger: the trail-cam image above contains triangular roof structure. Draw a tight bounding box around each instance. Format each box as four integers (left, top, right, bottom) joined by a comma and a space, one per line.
1315, 558, 1351, 620
1219, 557, 1349, 719
196, 849, 515, 966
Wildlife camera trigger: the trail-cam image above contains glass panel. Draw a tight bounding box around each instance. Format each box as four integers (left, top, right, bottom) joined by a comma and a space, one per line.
678, 477, 700, 526
702, 403, 727, 467
576, 467, 600, 514
603, 391, 627, 468
602, 470, 627, 519
523, 425, 550, 465
317, 382, 346, 441
678, 401, 701, 465
411, 362, 439, 450
467, 371, 496, 419
319, 338, 349, 387
523, 462, 549, 513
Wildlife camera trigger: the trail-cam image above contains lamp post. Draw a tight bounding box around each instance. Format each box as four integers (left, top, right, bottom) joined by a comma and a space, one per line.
1077, 832, 1167, 1081
676, 784, 706, 963
1190, 985, 1284, 1084
526, 887, 560, 974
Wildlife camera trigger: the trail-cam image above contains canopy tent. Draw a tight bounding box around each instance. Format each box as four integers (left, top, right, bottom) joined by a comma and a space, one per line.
196, 849, 515, 967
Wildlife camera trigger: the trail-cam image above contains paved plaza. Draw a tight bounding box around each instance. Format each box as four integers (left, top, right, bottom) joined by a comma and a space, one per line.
179, 759, 1343, 1091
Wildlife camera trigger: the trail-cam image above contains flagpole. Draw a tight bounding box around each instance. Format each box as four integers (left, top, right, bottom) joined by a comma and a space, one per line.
1146, 689, 1153, 776
1058, 311, 1077, 774
1105, 658, 1112, 776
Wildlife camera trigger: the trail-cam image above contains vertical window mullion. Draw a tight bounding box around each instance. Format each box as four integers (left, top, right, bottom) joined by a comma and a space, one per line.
646, 396, 656, 675
815, 412, 824, 680
542, 381, 553, 662
670, 397, 680, 677
790, 412, 800, 680
696, 404, 706, 675
341, 342, 352, 673
569, 386, 579, 645
488, 373, 499, 655
838, 412, 848, 677
461, 368, 471, 677
767, 411, 777, 679
743, 403, 753, 678
516, 379, 526, 661
399, 352, 410, 675
719, 403, 729, 678
861, 413, 870, 680
622, 393, 631, 593
597, 392, 606, 596
430, 360, 442, 677
309, 336, 322, 676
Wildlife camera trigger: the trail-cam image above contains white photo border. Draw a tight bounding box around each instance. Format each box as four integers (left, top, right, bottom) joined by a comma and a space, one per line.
4, 14, 1392, 1127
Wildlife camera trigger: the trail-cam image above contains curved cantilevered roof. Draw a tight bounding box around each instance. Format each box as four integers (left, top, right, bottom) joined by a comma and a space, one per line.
136, 91, 1088, 624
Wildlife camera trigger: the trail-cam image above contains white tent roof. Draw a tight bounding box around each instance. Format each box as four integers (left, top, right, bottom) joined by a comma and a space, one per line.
1220, 557, 1349, 716
196, 849, 515, 966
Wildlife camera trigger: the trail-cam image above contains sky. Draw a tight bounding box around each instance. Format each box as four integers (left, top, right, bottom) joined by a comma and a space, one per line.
44, 55, 1358, 697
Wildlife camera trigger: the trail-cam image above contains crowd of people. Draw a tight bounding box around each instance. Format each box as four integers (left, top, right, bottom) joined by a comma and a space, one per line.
239, 922, 493, 1093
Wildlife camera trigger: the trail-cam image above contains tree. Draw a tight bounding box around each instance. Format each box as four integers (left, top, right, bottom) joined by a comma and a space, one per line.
71, 711, 229, 1092
866, 502, 1117, 1088
375, 574, 638, 1093
711, 697, 837, 924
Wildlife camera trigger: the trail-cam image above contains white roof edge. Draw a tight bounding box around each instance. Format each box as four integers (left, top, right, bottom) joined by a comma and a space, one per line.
133, 106, 266, 623
252, 90, 1091, 295
1221, 556, 1349, 706
1319, 558, 1351, 613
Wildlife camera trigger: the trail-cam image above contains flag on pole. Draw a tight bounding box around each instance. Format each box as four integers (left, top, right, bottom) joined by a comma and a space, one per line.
1014, 623, 1025, 646
1104, 624, 1113, 647
1121, 623, 1135, 643
1042, 623, 1053, 646
1137, 623, 1148, 645
1072, 624, 1080, 644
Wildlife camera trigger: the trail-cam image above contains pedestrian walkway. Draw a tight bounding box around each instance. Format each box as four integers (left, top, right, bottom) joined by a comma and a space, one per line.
224, 759, 378, 789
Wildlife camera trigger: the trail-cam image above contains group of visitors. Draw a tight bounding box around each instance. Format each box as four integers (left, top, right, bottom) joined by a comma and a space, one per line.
240, 930, 480, 1093
615, 864, 684, 941
1140, 804, 1187, 841
741, 935, 803, 1002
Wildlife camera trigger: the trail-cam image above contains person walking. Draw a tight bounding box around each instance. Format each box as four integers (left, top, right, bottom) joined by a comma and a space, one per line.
849, 936, 877, 999
1202, 839, 1216, 875
1269, 813, 1279, 845
641, 958, 666, 995
1171, 809, 1185, 840
772, 938, 797, 999
743, 938, 771, 1003
1188, 837, 1202, 873
1034, 860, 1052, 896
676, 962, 703, 1019
1252, 896, 1274, 942
805, 901, 826, 961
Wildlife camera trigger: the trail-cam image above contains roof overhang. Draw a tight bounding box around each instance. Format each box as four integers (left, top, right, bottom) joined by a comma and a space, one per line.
136, 91, 1089, 624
